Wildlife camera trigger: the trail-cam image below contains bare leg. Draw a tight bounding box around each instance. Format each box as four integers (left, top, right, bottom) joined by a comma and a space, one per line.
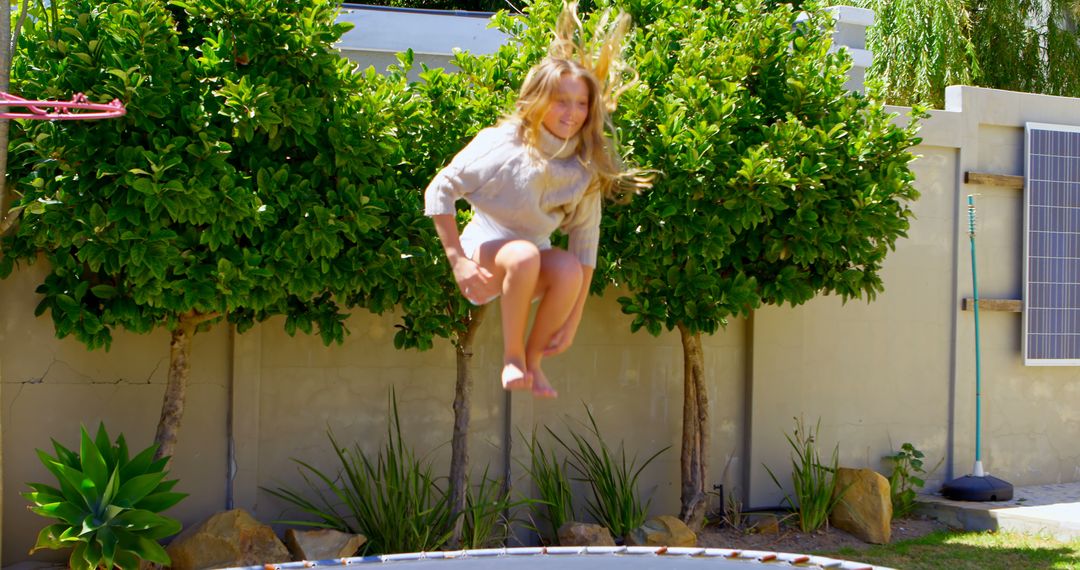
525, 249, 584, 398
474, 240, 542, 391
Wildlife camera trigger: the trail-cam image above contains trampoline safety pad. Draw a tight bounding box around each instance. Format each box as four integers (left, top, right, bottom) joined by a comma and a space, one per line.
221, 546, 892, 570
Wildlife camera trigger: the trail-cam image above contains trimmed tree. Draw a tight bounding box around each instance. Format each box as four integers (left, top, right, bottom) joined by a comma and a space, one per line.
383, 56, 499, 538
0, 0, 401, 460
384, 9, 543, 539
605, 0, 924, 526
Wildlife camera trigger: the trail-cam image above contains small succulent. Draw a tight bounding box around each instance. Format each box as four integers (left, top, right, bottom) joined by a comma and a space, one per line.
23, 423, 187, 569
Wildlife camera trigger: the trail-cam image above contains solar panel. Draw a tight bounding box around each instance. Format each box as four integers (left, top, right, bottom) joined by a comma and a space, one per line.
1024, 122, 1080, 365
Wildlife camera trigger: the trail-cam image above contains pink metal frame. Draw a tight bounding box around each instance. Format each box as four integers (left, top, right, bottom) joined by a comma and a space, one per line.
0, 91, 125, 120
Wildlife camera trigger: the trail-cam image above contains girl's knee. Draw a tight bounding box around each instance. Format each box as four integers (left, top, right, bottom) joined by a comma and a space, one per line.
499, 240, 542, 272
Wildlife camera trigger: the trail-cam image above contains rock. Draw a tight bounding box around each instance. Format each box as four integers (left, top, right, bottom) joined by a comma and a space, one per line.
829, 467, 893, 544
557, 522, 616, 546
749, 514, 779, 535
284, 528, 367, 561
166, 509, 292, 570
625, 515, 697, 547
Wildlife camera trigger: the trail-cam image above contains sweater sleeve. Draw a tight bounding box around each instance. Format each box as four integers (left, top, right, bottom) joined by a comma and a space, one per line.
562, 190, 602, 267
424, 127, 507, 216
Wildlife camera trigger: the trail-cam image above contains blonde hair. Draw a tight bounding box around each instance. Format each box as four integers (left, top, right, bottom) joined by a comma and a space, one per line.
508, 2, 651, 203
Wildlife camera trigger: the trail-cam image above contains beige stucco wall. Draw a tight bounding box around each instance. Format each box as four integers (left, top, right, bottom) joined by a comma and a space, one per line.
947, 87, 1080, 485
1, 258, 745, 564
1, 262, 230, 565
234, 292, 746, 536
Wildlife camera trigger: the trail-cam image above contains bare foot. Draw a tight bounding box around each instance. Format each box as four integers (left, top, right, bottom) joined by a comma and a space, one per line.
529, 367, 558, 399
502, 362, 531, 391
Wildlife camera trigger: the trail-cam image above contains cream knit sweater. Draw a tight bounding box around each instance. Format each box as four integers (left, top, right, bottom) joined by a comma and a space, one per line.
424, 121, 601, 267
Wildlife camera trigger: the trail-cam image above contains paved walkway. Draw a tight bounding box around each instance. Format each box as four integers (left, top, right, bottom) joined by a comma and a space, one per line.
918, 481, 1080, 541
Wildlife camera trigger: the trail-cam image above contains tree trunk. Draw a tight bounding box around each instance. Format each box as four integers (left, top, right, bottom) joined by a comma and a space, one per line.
154, 313, 196, 462
0, 0, 12, 236
677, 323, 708, 530
448, 305, 487, 547
0, 0, 29, 237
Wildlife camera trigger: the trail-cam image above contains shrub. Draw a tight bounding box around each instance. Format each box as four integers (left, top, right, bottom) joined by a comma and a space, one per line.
23, 424, 187, 570
886, 442, 931, 518
3, 0, 407, 460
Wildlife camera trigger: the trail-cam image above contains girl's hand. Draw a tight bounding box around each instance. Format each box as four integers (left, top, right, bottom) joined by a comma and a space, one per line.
544, 315, 580, 356
453, 257, 497, 305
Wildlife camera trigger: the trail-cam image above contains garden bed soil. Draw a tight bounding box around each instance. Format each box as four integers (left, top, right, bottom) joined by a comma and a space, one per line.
695, 515, 953, 554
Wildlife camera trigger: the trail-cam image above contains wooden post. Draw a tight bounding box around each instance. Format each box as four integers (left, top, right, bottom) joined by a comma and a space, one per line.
963, 172, 1024, 190
961, 298, 1022, 312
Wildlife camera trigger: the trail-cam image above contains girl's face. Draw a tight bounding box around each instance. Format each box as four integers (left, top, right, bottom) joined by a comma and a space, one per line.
542, 73, 590, 140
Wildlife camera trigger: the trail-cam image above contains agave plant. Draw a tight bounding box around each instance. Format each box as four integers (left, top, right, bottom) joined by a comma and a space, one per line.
23, 423, 188, 570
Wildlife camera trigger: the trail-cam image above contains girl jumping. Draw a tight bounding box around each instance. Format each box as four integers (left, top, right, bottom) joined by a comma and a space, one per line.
424, 2, 650, 398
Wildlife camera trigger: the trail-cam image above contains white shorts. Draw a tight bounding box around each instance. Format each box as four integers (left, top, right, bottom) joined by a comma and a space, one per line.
460, 215, 551, 261
459, 215, 551, 306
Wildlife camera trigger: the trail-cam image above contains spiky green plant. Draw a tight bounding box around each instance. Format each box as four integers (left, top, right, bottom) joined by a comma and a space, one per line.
23, 423, 187, 570
263, 393, 453, 554
459, 466, 525, 549
764, 416, 846, 533
520, 428, 575, 544
549, 406, 668, 539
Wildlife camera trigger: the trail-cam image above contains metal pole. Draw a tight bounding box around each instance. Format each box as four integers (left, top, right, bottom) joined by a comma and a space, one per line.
968, 195, 984, 476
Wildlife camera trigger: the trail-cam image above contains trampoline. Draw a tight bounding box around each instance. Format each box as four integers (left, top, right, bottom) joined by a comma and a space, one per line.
221, 546, 891, 570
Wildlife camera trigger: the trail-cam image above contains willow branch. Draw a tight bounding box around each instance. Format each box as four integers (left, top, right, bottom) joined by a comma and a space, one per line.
12, 0, 29, 58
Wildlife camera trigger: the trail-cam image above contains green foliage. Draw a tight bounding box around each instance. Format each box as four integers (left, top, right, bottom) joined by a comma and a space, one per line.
720, 490, 746, 530
838, 0, 976, 107
458, 466, 522, 549
764, 416, 846, 533
3, 0, 403, 349
362, 0, 522, 11
837, 0, 1080, 106
548, 406, 668, 539
969, 0, 1080, 98
886, 442, 928, 519
521, 428, 575, 545
23, 424, 187, 570
604, 0, 923, 338
263, 396, 452, 555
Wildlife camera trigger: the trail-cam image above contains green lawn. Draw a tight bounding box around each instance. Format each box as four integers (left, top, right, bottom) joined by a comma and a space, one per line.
818, 530, 1080, 570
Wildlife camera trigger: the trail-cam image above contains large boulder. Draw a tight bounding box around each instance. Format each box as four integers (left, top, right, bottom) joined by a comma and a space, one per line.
625, 515, 696, 547
166, 509, 292, 570
284, 528, 367, 560
557, 522, 616, 546
829, 467, 893, 544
